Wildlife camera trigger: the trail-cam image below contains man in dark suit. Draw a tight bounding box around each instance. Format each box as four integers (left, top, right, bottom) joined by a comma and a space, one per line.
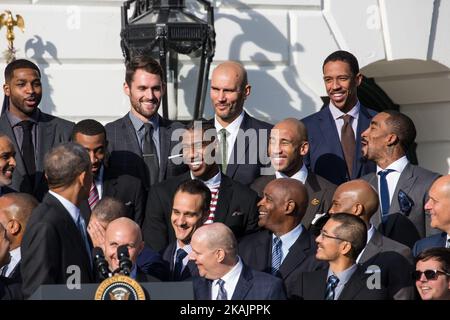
142, 121, 259, 251
0, 134, 16, 196
251, 118, 336, 228
302, 50, 377, 186
413, 175, 450, 257
162, 180, 211, 281
291, 213, 387, 300
0, 222, 21, 300
73, 119, 145, 225
21, 143, 94, 298
1, 59, 74, 200
240, 178, 326, 298
105, 55, 187, 190
361, 110, 440, 241
210, 61, 272, 186
190, 223, 286, 300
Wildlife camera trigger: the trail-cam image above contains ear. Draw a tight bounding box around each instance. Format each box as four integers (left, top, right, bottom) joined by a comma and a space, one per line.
386, 133, 399, 146
8, 220, 21, 236
123, 82, 131, 97
243, 84, 251, 100
3, 83, 10, 97
340, 241, 352, 256
353, 203, 364, 216
216, 248, 225, 263
299, 141, 309, 157
355, 72, 363, 87
285, 199, 296, 215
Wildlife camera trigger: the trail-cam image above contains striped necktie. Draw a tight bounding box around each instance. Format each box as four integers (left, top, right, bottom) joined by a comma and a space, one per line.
216, 279, 227, 300
271, 237, 282, 276
324, 274, 340, 300
88, 183, 99, 210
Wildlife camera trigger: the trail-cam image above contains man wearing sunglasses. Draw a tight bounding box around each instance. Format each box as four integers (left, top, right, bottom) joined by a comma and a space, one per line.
414, 247, 450, 300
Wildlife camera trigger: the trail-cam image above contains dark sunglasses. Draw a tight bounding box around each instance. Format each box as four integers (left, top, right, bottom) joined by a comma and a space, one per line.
412, 269, 450, 281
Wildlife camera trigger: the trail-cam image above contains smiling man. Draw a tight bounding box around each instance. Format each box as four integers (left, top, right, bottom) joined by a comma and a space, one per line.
0, 134, 16, 195
1, 59, 73, 200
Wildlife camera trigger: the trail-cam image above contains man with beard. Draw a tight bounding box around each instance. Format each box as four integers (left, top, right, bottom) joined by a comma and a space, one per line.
0, 134, 16, 195
1, 59, 73, 200
106, 55, 187, 190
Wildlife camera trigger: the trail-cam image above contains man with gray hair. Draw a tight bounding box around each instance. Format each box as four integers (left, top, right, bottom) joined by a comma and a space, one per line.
21, 142, 94, 298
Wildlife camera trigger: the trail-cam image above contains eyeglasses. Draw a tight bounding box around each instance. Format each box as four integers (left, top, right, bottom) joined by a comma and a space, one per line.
412, 269, 450, 281
318, 230, 350, 243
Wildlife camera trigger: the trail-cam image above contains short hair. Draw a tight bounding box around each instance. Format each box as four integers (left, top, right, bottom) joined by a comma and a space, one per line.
91, 197, 126, 224
185, 119, 217, 141
329, 212, 368, 260
44, 143, 91, 188
72, 119, 106, 140
0, 193, 38, 225
383, 110, 417, 152
174, 179, 211, 214
0, 133, 13, 145
323, 50, 359, 76
125, 55, 164, 86
416, 247, 450, 274
4, 59, 41, 82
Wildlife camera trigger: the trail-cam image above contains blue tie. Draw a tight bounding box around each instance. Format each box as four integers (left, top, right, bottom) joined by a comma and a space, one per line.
378, 169, 394, 220
77, 215, 92, 263
216, 278, 227, 300
324, 274, 340, 300
173, 248, 187, 281
271, 237, 282, 276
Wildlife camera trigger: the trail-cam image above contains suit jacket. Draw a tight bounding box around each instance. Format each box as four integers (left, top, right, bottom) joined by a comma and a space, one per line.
193, 263, 286, 300
0, 111, 74, 201
162, 242, 199, 281
292, 266, 388, 300
238, 228, 326, 298
105, 113, 188, 190
362, 163, 440, 238
250, 171, 336, 228
302, 104, 377, 185
0, 276, 22, 300
359, 230, 415, 300
412, 232, 448, 257
21, 193, 93, 299
142, 172, 260, 251
217, 112, 273, 186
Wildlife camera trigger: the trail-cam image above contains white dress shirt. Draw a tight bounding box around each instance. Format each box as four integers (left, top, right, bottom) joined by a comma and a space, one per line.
215, 111, 245, 165
329, 101, 360, 140
95, 165, 104, 199
376, 156, 409, 206
2, 246, 20, 278
191, 170, 221, 189
273, 223, 303, 265
211, 257, 243, 300
275, 163, 308, 184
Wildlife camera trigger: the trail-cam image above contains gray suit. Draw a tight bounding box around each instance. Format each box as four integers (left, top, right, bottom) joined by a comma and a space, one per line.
362, 163, 440, 238
0, 111, 73, 201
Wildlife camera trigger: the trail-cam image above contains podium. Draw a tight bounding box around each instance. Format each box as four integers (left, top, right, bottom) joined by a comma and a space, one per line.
29, 281, 194, 300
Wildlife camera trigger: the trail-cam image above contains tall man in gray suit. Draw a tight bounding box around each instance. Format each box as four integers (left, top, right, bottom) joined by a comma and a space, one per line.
1, 59, 74, 200
106, 55, 187, 190
361, 110, 440, 244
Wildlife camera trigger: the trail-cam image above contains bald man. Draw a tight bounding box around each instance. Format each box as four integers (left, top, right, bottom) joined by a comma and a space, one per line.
210, 61, 272, 186
189, 223, 286, 300
413, 175, 450, 256
104, 217, 159, 282
239, 178, 326, 298
251, 118, 336, 228
1, 222, 21, 299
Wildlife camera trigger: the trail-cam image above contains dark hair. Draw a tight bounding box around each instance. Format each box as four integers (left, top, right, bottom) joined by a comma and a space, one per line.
91, 197, 126, 223
44, 143, 91, 188
174, 179, 211, 214
4, 59, 41, 82
185, 119, 217, 140
72, 119, 106, 140
329, 212, 367, 261
323, 50, 359, 76
125, 55, 164, 86
383, 110, 417, 152
416, 247, 450, 274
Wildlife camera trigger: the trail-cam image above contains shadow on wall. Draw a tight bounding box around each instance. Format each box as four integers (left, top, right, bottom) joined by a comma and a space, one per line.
25, 35, 61, 114
181, 0, 317, 123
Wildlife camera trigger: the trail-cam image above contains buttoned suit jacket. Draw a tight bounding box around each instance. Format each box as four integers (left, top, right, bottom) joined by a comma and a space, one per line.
162, 242, 199, 281
301, 104, 377, 186
412, 232, 447, 257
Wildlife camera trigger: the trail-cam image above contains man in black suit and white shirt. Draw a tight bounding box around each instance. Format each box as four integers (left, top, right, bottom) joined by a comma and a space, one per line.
73, 119, 145, 225
0, 223, 21, 300
106, 55, 187, 190
190, 223, 286, 300
0, 134, 16, 196
1, 59, 74, 200
142, 121, 259, 251
210, 61, 272, 186
21, 143, 94, 298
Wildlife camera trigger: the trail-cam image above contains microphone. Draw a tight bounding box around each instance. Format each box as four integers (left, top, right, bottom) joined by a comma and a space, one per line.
117, 245, 132, 276
93, 247, 110, 280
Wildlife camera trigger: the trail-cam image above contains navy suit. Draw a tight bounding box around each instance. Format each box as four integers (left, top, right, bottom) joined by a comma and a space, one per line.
162, 242, 198, 281
302, 104, 377, 185
193, 263, 286, 300
413, 232, 447, 257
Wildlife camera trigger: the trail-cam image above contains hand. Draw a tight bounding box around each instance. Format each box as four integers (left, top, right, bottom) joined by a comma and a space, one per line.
87, 220, 105, 251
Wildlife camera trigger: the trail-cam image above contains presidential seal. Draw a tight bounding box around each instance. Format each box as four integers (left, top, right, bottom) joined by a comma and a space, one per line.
95, 275, 146, 300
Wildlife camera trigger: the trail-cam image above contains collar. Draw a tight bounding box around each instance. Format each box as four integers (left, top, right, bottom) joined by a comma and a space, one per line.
7, 108, 40, 127
95, 165, 104, 183
191, 170, 222, 189
273, 223, 303, 249
48, 190, 80, 224
329, 100, 360, 121
366, 224, 376, 244
213, 256, 243, 288
275, 163, 308, 184
328, 263, 358, 285
214, 111, 244, 133
128, 110, 159, 132
376, 155, 409, 173
175, 243, 192, 257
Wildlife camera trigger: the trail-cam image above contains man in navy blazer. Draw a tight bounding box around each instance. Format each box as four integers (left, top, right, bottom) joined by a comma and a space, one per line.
302, 51, 377, 186
190, 223, 286, 300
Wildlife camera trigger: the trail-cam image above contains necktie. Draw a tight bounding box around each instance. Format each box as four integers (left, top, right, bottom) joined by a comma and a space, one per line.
18, 120, 36, 177
216, 278, 227, 300
88, 183, 100, 210
218, 129, 229, 174
77, 215, 91, 263
271, 237, 282, 276
143, 123, 160, 186
0, 264, 8, 277
173, 248, 187, 281
340, 114, 355, 178
378, 169, 394, 220
324, 274, 340, 300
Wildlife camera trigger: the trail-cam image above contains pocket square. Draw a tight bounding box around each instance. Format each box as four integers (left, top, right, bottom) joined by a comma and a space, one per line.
232, 211, 244, 216
398, 190, 414, 216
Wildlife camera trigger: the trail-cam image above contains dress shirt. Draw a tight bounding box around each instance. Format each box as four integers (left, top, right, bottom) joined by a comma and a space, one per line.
174, 243, 192, 274
329, 101, 360, 140
275, 163, 308, 184
211, 257, 243, 300
327, 264, 358, 300
49, 191, 82, 226
274, 223, 303, 265
128, 111, 161, 165
2, 246, 20, 278
7, 108, 39, 161
376, 156, 409, 205
214, 111, 245, 165
356, 224, 376, 263
94, 165, 104, 200
190, 170, 222, 189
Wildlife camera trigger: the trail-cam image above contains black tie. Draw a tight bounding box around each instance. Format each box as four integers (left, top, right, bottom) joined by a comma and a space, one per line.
173, 248, 187, 281
340, 114, 355, 178
18, 120, 36, 177
142, 123, 159, 186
